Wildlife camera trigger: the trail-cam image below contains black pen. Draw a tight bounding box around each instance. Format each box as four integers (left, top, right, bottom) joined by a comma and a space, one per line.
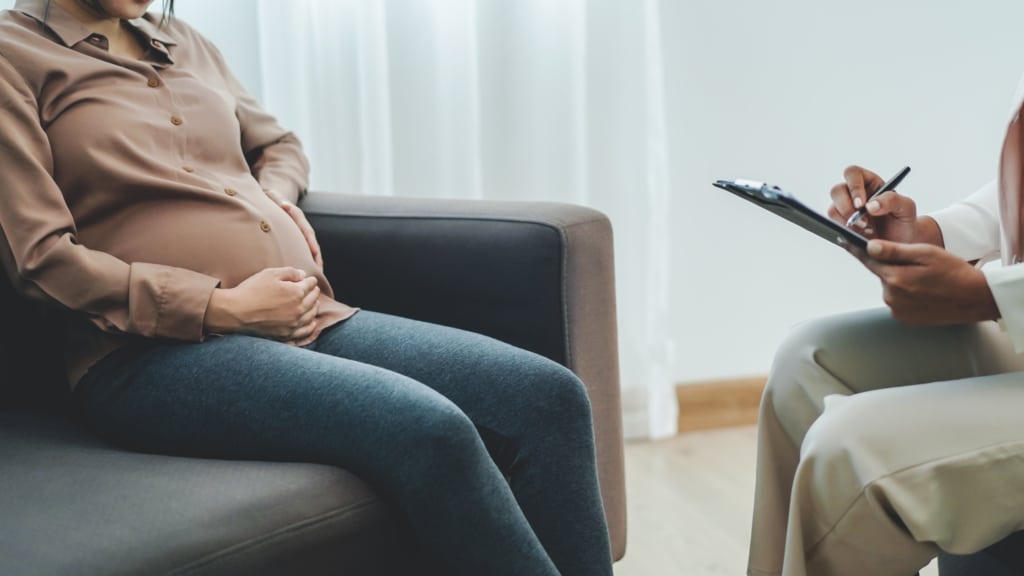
845, 166, 912, 228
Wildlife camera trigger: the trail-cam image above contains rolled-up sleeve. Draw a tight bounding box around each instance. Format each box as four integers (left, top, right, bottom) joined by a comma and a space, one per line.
0, 53, 220, 341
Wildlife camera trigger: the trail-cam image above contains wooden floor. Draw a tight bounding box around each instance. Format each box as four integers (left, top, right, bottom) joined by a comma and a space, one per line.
612, 426, 938, 576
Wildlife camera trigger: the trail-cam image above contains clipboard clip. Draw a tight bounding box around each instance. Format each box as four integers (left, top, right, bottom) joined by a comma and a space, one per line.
715, 179, 785, 204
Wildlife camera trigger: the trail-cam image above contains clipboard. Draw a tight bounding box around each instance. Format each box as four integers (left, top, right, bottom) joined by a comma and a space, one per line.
712, 179, 868, 252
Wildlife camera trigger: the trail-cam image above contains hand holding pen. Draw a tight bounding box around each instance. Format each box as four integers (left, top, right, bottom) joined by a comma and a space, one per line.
845, 166, 911, 228
832, 165, 991, 325
827, 165, 926, 245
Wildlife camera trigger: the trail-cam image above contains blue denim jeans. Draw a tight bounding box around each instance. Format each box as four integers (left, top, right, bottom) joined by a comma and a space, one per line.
73, 310, 613, 576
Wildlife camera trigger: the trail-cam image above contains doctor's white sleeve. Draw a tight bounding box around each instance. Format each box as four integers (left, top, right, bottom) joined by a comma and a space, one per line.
928, 179, 1001, 261
930, 179, 1024, 352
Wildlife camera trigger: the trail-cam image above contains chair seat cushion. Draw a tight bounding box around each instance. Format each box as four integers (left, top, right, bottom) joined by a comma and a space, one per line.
0, 410, 412, 575
938, 532, 1024, 576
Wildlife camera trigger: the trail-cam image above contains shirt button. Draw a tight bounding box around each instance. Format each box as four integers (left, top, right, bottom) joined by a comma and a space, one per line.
147, 78, 160, 88
224, 188, 238, 197
260, 220, 272, 233
182, 166, 194, 173
170, 116, 183, 126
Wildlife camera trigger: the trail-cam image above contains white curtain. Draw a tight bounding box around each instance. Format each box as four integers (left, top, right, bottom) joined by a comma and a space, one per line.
257, 0, 678, 439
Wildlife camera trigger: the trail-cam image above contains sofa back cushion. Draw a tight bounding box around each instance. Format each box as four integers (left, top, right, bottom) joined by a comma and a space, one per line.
0, 276, 70, 411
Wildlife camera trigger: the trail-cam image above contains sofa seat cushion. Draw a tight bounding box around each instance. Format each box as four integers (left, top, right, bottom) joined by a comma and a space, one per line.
0, 410, 412, 576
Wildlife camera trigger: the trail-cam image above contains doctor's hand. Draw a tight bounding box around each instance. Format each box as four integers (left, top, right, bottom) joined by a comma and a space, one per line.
859, 239, 999, 325
827, 165, 942, 246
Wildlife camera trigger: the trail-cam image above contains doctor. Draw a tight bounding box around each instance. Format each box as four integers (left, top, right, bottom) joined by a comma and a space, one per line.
747, 77, 1024, 575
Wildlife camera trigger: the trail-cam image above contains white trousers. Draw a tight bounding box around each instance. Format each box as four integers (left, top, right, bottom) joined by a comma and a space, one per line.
748, 309, 1024, 576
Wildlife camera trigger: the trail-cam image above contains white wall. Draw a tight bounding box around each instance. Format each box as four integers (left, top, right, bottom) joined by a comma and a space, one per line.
660, 1, 1024, 384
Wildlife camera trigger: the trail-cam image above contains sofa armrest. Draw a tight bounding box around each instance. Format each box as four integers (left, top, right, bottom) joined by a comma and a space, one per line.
300, 191, 626, 560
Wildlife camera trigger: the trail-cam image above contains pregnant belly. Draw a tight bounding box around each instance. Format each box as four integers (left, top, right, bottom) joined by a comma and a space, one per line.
82, 201, 320, 288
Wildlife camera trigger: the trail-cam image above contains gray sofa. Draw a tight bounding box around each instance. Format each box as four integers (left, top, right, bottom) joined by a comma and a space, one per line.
938, 533, 1024, 576
0, 192, 627, 575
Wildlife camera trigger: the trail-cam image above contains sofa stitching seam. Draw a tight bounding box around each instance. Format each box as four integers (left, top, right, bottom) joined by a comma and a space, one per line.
306, 212, 608, 229
164, 495, 385, 575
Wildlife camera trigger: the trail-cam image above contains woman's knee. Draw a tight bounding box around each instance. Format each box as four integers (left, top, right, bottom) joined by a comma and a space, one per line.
523, 359, 594, 430
397, 402, 485, 465
359, 400, 495, 499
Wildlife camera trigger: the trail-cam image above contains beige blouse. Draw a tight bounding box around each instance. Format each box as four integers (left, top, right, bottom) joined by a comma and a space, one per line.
0, 0, 355, 387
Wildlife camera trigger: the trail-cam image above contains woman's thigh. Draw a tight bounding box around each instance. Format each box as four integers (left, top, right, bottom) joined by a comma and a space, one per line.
307, 311, 592, 437
73, 333, 475, 482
